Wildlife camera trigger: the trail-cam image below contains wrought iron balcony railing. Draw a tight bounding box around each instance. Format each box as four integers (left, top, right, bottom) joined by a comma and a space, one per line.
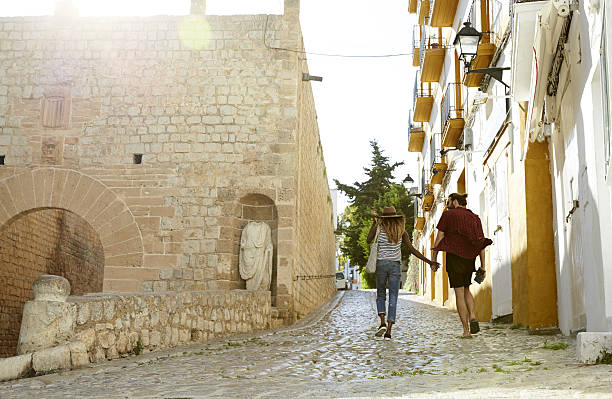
412, 25, 421, 48
430, 133, 443, 170
441, 83, 466, 128
419, 30, 449, 70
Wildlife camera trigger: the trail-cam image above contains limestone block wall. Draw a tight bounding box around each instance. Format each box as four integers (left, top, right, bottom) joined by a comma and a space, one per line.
0, 209, 103, 358
293, 45, 336, 316
69, 290, 270, 362
0, 13, 298, 289
0, 4, 335, 324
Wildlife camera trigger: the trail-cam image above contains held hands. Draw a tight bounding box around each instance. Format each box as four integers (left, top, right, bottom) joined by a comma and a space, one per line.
430, 261, 440, 272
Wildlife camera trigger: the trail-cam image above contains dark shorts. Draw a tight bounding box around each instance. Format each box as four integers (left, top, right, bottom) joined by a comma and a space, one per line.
446, 252, 476, 288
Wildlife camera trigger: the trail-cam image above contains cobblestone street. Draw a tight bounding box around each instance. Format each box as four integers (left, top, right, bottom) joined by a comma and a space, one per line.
1, 290, 611, 398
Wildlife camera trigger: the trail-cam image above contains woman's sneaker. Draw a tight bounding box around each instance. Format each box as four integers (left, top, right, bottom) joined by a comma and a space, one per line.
375, 324, 387, 337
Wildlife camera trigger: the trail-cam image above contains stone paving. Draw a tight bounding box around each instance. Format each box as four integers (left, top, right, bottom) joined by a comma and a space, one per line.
1, 290, 611, 398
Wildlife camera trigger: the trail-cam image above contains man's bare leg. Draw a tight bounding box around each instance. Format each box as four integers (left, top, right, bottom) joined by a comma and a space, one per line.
454, 287, 471, 337
464, 286, 476, 321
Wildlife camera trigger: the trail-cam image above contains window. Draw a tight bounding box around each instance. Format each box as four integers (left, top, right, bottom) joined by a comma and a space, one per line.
41, 85, 71, 129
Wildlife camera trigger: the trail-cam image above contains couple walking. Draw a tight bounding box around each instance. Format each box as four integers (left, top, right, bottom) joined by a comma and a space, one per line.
366, 193, 492, 339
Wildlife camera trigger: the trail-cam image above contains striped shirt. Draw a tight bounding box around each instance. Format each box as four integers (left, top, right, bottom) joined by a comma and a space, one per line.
377, 229, 402, 261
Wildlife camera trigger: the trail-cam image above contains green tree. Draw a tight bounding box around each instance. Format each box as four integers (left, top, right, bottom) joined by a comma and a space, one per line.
335, 141, 414, 288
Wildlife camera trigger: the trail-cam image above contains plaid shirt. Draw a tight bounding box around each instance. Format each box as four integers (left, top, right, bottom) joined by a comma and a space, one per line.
434, 207, 492, 259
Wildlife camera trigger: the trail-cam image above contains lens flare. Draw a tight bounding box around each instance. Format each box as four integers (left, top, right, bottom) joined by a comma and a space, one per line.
178, 15, 211, 50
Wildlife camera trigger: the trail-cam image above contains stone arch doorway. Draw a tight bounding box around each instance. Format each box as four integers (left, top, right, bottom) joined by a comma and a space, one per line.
0, 208, 104, 358
0, 168, 145, 357
238, 194, 278, 305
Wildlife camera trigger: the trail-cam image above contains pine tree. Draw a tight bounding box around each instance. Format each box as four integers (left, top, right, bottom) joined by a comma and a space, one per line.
335, 141, 415, 288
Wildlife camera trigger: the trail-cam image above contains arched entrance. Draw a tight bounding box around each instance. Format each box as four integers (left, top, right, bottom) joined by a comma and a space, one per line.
238, 194, 278, 305
0, 168, 145, 357
0, 208, 104, 357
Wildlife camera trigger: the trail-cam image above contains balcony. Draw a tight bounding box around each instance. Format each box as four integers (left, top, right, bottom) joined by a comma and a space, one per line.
430, 133, 447, 185
413, 196, 425, 230
409, 0, 418, 14
420, 30, 447, 83
413, 73, 434, 123
463, 42, 497, 87
441, 83, 465, 148
422, 183, 434, 211
463, 1, 498, 87
417, 0, 431, 26
408, 117, 425, 153
412, 26, 421, 67
430, 0, 460, 28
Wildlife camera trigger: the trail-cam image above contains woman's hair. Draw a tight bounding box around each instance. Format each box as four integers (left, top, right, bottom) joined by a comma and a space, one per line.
448, 192, 468, 206
380, 216, 405, 244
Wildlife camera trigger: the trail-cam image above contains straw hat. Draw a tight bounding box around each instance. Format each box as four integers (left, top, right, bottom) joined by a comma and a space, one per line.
380, 206, 403, 218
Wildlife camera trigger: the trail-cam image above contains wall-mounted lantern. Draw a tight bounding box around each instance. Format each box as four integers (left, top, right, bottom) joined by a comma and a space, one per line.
454, 22, 482, 69
403, 174, 423, 198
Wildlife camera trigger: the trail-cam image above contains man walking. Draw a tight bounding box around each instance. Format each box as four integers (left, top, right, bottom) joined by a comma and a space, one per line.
431, 193, 492, 338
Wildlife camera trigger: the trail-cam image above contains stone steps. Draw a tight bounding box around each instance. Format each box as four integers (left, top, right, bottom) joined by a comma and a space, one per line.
270, 307, 287, 328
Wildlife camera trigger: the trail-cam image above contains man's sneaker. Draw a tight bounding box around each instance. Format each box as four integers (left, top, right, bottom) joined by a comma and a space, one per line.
375, 324, 387, 337
383, 332, 392, 339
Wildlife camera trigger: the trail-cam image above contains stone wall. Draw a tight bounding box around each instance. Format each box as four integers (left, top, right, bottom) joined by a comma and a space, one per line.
0, 0, 335, 327
293, 42, 337, 316
69, 289, 270, 362
0, 209, 103, 358
0, 13, 297, 287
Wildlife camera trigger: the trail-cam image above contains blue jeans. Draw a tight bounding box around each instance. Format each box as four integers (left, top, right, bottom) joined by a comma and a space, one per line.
376, 259, 401, 323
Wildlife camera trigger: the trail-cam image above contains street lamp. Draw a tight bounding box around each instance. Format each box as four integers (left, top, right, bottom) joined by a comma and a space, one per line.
403, 174, 422, 198
454, 22, 482, 69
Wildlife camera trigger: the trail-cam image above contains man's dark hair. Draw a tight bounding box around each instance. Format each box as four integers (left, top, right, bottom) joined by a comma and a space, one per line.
449, 192, 468, 206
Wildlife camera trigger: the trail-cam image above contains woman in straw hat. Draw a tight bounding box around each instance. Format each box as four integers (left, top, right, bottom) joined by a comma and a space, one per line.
367, 206, 438, 339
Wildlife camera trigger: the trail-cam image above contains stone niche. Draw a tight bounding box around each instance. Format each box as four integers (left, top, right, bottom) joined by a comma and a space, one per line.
0, 208, 104, 358
238, 194, 278, 304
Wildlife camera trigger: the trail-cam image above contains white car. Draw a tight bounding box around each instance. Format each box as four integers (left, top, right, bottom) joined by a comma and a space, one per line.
335, 272, 347, 290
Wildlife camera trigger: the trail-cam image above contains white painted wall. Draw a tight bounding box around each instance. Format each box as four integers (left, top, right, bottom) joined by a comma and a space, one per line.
543, 0, 612, 334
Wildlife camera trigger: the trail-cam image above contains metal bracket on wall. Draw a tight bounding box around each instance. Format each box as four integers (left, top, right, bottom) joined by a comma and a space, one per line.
565, 199, 579, 223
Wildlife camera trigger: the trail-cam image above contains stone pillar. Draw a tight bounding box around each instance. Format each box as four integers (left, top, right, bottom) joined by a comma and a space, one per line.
17, 275, 77, 355
284, 0, 300, 26
284, 0, 300, 15
191, 0, 206, 15
54, 0, 79, 17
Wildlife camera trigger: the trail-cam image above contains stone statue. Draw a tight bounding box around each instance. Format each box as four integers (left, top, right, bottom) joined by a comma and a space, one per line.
239, 222, 273, 291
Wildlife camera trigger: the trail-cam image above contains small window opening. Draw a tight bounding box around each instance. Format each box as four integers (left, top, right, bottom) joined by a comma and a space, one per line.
133, 154, 143, 164
0, 155, 4, 165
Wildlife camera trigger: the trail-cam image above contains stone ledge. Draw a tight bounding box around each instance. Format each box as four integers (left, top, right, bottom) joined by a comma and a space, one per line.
577, 332, 612, 364
0, 340, 89, 382
0, 353, 33, 382
32, 344, 71, 375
